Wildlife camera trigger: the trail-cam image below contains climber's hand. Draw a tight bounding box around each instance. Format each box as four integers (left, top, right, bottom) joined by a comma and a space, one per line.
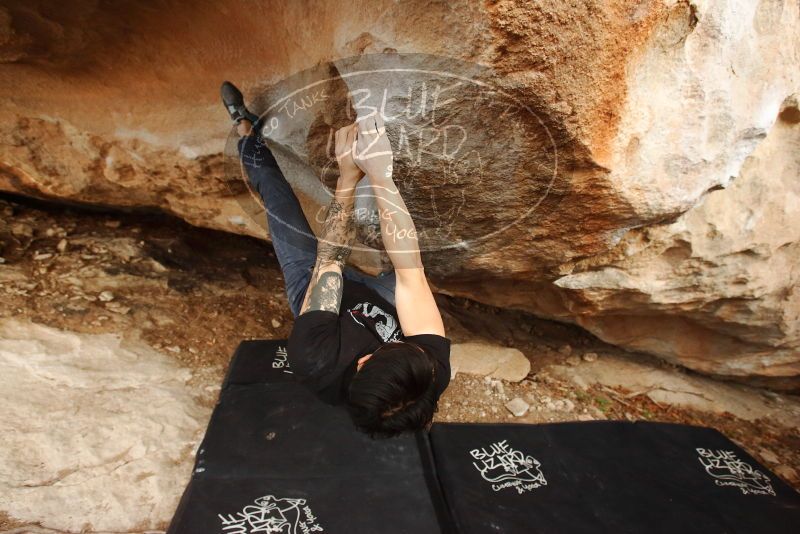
353, 113, 393, 182
335, 123, 363, 189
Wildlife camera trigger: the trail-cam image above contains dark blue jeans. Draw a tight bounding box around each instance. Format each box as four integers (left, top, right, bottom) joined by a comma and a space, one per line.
238, 123, 396, 317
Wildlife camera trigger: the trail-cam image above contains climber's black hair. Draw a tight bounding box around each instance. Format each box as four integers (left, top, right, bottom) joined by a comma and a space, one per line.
346, 341, 438, 438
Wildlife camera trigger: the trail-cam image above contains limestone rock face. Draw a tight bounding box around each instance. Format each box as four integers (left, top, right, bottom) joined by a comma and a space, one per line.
555, 105, 800, 385
0, 319, 209, 532
0, 0, 798, 387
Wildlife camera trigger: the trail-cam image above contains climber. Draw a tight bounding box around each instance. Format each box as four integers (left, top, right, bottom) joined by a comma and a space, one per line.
221, 82, 451, 437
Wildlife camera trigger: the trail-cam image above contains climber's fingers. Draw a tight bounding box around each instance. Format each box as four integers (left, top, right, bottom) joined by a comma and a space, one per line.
373, 112, 385, 135
349, 123, 358, 157
334, 124, 354, 161
342, 123, 355, 153
357, 113, 379, 136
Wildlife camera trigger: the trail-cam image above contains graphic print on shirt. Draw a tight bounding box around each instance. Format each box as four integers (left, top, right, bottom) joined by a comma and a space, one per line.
470, 439, 547, 494
348, 302, 402, 342
696, 448, 775, 496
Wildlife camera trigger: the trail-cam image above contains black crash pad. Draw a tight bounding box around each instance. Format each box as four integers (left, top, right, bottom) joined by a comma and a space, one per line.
430, 422, 800, 534
168, 339, 800, 533
168, 340, 445, 534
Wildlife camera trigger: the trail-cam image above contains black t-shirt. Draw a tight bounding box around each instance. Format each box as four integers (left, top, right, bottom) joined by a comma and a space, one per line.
287, 278, 451, 405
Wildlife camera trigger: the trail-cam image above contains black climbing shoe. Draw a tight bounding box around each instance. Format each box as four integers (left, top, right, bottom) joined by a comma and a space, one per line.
220, 81, 259, 124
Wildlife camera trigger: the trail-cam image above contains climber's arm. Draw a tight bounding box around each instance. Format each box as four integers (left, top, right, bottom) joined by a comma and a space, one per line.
353, 114, 445, 337
368, 174, 444, 337
297, 192, 354, 314
299, 124, 362, 314
392, 265, 446, 337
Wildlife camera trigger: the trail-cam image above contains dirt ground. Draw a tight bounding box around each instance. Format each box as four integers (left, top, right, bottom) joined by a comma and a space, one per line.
1, 194, 798, 511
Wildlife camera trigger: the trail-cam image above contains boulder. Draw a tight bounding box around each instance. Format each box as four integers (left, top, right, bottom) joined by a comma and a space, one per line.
0, 0, 797, 386
0, 319, 209, 531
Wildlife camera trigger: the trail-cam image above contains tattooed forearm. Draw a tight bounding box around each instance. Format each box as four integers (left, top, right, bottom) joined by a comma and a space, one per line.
300, 197, 356, 314
305, 271, 343, 312
317, 198, 355, 268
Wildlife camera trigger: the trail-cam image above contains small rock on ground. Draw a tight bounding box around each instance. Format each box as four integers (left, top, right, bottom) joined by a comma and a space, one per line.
505, 397, 530, 417
450, 342, 530, 382
583, 352, 598, 362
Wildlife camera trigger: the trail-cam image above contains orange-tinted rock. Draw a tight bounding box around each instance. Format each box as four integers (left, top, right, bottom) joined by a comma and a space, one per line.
0, 0, 798, 387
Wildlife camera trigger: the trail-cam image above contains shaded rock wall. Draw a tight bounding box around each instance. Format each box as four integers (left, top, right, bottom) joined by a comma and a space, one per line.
0, 0, 798, 387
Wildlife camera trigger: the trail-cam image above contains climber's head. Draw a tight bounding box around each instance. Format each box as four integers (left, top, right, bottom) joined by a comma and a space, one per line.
346, 341, 438, 438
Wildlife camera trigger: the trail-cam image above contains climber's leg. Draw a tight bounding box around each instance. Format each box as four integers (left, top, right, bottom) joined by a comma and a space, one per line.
237, 121, 317, 317
221, 81, 317, 317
